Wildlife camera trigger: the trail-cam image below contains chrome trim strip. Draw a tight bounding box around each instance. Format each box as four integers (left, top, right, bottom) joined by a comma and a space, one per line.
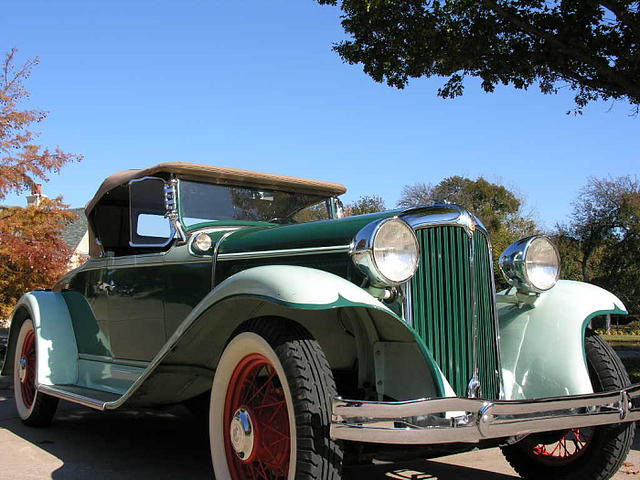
107, 259, 213, 270
467, 220, 480, 398
401, 281, 413, 328
78, 353, 149, 369
401, 204, 485, 236
212, 229, 240, 285
217, 244, 350, 261
38, 384, 109, 411
331, 384, 640, 445
477, 229, 506, 400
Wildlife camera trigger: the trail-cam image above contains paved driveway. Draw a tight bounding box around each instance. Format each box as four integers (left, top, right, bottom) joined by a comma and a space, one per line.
1, 375, 639, 479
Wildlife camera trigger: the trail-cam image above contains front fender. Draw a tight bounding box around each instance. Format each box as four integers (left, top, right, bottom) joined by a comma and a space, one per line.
0, 291, 78, 385
125, 265, 448, 406
498, 280, 626, 400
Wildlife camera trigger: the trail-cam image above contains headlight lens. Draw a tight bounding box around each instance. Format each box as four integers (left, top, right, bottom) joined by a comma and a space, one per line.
192, 232, 213, 253
351, 217, 419, 286
499, 235, 560, 293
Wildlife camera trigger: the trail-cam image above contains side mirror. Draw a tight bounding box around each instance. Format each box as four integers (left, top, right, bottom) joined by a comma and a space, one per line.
129, 177, 176, 247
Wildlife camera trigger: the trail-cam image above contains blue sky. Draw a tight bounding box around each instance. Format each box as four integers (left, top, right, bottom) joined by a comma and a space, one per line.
3, 0, 639, 229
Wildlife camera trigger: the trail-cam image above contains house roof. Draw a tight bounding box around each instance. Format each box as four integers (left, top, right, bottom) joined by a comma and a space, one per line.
61, 208, 88, 250
85, 162, 347, 216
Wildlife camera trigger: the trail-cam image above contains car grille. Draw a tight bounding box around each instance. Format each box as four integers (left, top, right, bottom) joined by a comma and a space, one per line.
410, 226, 501, 399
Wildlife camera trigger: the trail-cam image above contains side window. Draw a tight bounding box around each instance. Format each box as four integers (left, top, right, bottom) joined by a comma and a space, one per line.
129, 178, 175, 247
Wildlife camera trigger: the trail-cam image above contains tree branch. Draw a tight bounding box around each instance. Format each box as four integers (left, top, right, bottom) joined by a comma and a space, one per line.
481, 0, 640, 102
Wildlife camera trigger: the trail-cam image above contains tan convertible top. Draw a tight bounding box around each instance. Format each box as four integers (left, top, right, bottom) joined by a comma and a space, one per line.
85, 162, 347, 215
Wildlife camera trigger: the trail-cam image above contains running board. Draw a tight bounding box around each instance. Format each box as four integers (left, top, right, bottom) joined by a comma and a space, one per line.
38, 384, 122, 411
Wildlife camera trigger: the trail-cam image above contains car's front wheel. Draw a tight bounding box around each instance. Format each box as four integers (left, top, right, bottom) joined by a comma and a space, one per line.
501, 331, 634, 480
209, 318, 343, 480
13, 318, 58, 427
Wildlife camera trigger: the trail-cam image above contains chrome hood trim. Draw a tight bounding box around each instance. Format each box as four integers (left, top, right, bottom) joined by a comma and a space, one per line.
399, 203, 488, 237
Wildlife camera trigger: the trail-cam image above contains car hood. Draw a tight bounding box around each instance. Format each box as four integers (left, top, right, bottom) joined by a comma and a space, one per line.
216, 209, 403, 254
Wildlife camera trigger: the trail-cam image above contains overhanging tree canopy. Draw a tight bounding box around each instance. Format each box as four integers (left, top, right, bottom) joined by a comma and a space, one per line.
319, 0, 640, 113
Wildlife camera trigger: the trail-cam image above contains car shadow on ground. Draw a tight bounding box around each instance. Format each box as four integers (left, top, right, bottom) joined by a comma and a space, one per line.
1, 374, 637, 479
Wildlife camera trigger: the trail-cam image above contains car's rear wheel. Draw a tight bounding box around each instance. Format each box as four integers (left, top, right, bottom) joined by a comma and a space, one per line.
13, 319, 58, 427
501, 331, 634, 480
209, 318, 343, 479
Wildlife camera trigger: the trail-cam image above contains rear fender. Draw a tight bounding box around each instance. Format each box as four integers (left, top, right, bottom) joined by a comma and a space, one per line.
498, 280, 626, 400
0, 291, 78, 386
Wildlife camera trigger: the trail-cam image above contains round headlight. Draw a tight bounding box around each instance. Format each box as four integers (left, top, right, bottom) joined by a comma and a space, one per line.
351, 217, 420, 287
499, 235, 560, 293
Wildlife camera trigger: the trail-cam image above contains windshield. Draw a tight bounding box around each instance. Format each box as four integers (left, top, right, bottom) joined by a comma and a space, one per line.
179, 180, 332, 227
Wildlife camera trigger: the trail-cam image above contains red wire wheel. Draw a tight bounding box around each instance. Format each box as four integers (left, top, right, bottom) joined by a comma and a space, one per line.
18, 328, 37, 409
529, 428, 595, 465
223, 353, 291, 480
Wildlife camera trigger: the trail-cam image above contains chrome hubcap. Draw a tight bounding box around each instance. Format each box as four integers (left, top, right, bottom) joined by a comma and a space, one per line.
18, 357, 28, 382
230, 407, 255, 460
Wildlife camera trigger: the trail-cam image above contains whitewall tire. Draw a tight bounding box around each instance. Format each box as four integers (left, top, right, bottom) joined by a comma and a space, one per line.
13, 319, 58, 427
209, 318, 342, 480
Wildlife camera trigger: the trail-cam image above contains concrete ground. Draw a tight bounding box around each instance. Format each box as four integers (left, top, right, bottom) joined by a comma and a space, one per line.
0, 375, 639, 480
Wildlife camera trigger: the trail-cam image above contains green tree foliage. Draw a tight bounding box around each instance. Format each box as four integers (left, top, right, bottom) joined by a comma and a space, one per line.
557, 176, 640, 315
318, 0, 640, 113
346, 194, 386, 215
399, 176, 539, 286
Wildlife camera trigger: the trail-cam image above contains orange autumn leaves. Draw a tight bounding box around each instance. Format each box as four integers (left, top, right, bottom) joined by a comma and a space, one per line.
0, 49, 82, 322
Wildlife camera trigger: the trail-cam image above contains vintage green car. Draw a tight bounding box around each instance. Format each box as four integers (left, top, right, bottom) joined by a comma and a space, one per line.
2, 162, 638, 480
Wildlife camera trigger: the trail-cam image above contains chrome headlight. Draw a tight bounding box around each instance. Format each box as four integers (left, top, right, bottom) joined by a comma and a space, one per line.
350, 217, 420, 287
499, 235, 560, 293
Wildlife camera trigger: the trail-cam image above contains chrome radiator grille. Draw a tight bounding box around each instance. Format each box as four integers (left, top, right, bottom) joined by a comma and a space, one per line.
410, 226, 501, 399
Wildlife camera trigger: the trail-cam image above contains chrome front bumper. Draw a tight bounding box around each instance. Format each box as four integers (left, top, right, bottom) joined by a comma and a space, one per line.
331, 384, 640, 445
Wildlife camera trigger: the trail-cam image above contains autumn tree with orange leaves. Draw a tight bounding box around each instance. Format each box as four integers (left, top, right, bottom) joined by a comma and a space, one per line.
0, 49, 82, 322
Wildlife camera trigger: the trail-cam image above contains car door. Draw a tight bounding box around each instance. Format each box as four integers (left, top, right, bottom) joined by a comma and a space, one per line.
102, 177, 175, 362
105, 253, 167, 362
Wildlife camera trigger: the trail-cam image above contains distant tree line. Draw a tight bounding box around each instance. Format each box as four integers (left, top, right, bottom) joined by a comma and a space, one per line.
346, 174, 640, 318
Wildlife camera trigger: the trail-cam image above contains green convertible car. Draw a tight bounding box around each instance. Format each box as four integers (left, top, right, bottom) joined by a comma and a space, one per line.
2, 162, 638, 480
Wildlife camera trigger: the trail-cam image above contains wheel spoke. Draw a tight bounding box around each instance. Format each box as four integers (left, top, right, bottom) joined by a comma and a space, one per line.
531, 427, 594, 464
253, 400, 286, 409
260, 421, 289, 440
245, 370, 277, 406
